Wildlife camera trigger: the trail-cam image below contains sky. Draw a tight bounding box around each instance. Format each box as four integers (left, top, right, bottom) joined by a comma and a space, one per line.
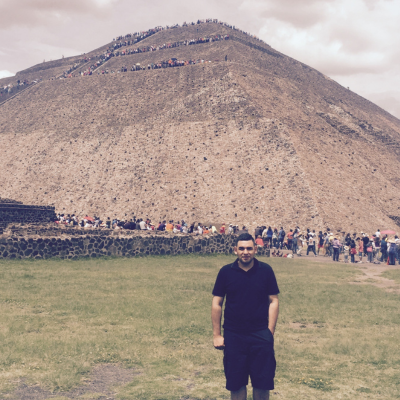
1, 0, 399, 119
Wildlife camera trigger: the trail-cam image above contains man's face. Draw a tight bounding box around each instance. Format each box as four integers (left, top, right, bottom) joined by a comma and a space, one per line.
234, 240, 257, 265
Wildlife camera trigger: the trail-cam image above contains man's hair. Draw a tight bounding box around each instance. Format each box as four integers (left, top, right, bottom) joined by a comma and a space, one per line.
236, 233, 255, 245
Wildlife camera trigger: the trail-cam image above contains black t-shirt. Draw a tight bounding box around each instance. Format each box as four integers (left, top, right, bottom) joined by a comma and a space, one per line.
212, 258, 279, 333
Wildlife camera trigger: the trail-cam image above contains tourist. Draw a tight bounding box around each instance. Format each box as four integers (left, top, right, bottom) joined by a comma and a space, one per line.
306, 234, 317, 256
255, 235, 264, 247
366, 239, 374, 263
219, 224, 226, 234
166, 221, 174, 232
272, 228, 278, 249
388, 239, 397, 265
287, 229, 293, 250
357, 238, 363, 262
332, 236, 341, 262
317, 231, 324, 255
380, 236, 388, 263
292, 228, 298, 254
362, 233, 369, 257
211, 233, 279, 400
343, 246, 349, 263
350, 240, 357, 263
278, 227, 285, 249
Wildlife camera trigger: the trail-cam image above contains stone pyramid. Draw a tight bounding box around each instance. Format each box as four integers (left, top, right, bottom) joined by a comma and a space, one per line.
1, 21, 400, 233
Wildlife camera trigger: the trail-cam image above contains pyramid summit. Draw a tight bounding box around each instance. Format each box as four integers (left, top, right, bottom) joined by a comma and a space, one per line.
1, 19, 400, 233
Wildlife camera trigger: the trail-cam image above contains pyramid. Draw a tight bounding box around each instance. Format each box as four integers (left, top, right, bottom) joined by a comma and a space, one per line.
1, 20, 400, 233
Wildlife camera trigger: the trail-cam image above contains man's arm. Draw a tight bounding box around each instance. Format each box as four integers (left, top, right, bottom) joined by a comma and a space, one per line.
211, 295, 225, 349
268, 294, 279, 335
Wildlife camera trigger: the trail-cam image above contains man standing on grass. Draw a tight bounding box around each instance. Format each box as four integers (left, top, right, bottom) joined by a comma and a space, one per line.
211, 233, 280, 400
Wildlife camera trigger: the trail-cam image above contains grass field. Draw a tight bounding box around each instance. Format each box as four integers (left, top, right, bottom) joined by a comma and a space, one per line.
0, 255, 399, 399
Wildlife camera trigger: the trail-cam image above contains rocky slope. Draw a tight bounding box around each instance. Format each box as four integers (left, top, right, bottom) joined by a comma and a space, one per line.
1, 21, 400, 233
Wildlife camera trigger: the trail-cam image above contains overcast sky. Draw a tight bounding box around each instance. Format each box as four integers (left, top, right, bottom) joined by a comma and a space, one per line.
1, 0, 399, 118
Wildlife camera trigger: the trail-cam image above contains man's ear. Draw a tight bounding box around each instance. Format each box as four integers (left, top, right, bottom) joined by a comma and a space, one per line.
234, 246, 238, 255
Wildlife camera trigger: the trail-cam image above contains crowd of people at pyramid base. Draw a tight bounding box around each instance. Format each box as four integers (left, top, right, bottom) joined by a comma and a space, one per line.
55, 214, 244, 235
257, 226, 399, 265
55, 214, 398, 264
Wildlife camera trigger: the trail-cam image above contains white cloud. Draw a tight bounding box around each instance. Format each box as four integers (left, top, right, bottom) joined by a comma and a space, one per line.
0, 70, 14, 79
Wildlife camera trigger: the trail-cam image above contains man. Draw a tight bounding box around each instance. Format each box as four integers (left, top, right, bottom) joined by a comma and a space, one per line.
362, 233, 369, 257
211, 233, 279, 400
278, 227, 285, 249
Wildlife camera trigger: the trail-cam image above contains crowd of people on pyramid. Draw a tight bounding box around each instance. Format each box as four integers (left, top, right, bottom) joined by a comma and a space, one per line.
61, 32, 229, 78
0, 79, 39, 99
60, 17, 266, 78
3, 18, 266, 85
54, 214, 398, 265
112, 18, 268, 47
112, 34, 229, 57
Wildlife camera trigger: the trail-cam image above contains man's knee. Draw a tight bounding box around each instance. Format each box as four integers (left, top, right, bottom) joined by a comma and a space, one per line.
253, 387, 270, 400
231, 385, 247, 400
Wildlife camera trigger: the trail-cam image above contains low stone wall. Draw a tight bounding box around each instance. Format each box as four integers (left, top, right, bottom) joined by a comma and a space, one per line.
0, 234, 270, 260
0, 204, 56, 232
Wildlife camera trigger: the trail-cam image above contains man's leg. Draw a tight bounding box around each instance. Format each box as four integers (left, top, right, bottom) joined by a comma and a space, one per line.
231, 386, 246, 400
253, 388, 269, 400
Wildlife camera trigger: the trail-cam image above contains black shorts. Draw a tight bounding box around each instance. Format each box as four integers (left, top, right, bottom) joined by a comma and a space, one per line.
223, 328, 276, 391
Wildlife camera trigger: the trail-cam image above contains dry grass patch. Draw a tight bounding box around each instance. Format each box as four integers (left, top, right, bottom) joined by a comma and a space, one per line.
0, 255, 399, 399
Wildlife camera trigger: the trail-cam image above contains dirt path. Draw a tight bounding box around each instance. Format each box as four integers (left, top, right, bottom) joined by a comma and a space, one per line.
351, 263, 400, 294
271, 250, 400, 294
9, 364, 137, 400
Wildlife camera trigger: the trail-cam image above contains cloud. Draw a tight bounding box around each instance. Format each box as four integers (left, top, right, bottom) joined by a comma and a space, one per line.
0, 70, 14, 79
0, 0, 116, 29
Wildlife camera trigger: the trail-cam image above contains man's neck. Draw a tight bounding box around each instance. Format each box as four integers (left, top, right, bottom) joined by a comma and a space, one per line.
238, 258, 255, 271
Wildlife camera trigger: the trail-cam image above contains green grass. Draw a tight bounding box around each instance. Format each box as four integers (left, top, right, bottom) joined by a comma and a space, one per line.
382, 268, 400, 285
0, 255, 399, 399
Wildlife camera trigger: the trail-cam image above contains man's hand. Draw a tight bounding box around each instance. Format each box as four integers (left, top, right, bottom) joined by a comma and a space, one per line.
213, 334, 225, 350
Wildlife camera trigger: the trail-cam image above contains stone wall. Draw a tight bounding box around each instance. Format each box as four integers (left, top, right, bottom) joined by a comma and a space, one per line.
0, 204, 56, 233
0, 233, 270, 260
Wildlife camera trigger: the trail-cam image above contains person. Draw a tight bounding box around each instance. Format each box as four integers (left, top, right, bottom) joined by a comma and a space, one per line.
350, 239, 356, 263
264, 227, 273, 248
212, 233, 279, 400
388, 239, 397, 265
292, 228, 298, 254
362, 233, 369, 257
220, 224, 226, 234
286, 229, 293, 250
306, 234, 317, 256
357, 238, 363, 262
332, 237, 341, 262
278, 227, 285, 249
317, 231, 324, 255
380, 237, 388, 263
343, 246, 349, 263
255, 235, 264, 247
272, 228, 278, 249
366, 240, 374, 263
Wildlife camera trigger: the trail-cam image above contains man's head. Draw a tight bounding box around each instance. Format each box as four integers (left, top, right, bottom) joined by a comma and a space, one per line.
234, 233, 257, 266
